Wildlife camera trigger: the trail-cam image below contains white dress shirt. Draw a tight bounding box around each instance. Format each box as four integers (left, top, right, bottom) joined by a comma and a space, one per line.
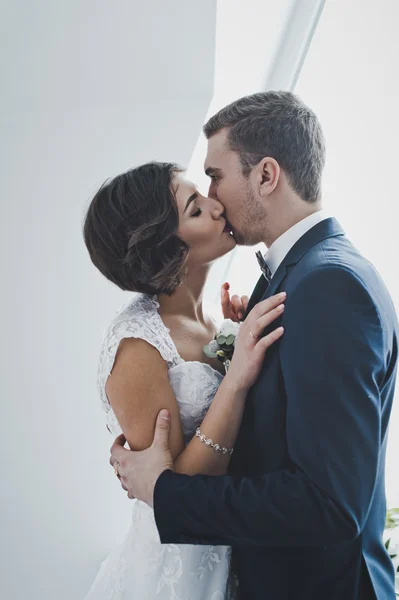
264, 210, 332, 277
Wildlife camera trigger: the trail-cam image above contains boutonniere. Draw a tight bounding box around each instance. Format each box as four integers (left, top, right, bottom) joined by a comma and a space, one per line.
203, 319, 240, 373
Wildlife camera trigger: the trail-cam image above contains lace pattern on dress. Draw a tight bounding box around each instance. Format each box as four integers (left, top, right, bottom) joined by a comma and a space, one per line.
88, 293, 238, 599
97, 294, 183, 412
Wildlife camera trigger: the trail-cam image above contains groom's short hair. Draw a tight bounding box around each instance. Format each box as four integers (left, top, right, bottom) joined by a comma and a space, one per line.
203, 91, 325, 204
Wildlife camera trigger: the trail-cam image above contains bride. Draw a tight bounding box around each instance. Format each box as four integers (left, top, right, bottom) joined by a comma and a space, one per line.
83, 161, 285, 599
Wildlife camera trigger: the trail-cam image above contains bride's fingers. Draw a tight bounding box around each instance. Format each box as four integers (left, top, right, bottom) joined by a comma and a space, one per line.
253, 326, 284, 360
236, 295, 249, 321
221, 283, 233, 318
249, 293, 287, 321
231, 294, 250, 322
231, 295, 242, 316
251, 304, 285, 338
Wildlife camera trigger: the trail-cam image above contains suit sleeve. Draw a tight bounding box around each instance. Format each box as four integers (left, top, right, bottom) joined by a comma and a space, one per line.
154, 266, 385, 547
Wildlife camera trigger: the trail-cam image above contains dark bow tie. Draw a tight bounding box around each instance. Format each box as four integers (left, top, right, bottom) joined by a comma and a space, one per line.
255, 250, 272, 284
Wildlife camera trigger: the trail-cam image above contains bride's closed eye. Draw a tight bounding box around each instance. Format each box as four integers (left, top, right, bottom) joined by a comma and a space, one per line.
191, 207, 202, 217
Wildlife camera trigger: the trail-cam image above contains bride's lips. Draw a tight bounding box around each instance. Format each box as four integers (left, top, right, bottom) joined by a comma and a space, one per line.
222, 218, 234, 237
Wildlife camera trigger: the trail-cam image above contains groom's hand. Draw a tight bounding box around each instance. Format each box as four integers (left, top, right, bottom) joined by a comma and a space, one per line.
221, 282, 249, 322
110, 409, 174, 507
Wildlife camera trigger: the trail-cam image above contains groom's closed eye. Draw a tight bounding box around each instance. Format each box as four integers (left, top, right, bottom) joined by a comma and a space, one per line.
205, 167, 222, 180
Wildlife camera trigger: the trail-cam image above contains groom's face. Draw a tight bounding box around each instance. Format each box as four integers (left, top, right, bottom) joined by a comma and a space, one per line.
204, 128, 266, 246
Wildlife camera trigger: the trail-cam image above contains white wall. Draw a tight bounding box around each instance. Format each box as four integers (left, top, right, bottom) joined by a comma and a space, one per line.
0, 2, 216, 598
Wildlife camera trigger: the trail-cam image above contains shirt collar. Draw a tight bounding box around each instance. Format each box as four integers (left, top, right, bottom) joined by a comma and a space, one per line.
264, 210, 331, 277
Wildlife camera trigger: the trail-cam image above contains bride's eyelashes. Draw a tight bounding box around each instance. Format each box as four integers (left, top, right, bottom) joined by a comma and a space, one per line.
191, 206, 203, 218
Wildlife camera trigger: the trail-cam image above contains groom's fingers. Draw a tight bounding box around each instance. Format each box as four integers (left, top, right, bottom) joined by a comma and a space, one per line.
152, 409, 171, 449
114, 433, 126, 447
110, 434, 129, 465
109, 434, 126, 466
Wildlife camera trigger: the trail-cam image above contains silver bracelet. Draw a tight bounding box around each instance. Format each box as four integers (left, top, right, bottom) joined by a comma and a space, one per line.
195, 427, 234, 456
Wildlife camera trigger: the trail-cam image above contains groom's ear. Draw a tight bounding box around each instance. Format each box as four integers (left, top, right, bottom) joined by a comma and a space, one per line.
257, 157, 280, 197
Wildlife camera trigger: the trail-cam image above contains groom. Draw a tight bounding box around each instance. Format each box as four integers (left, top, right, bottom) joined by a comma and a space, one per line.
110, 91, 398, 599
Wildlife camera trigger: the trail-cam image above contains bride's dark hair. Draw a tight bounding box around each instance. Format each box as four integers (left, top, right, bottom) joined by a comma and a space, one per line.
83, 162, 189, 295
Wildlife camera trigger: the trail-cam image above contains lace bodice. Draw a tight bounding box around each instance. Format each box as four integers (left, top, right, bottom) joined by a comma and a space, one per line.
87, 294, 236, 600
97, 294, 224, 444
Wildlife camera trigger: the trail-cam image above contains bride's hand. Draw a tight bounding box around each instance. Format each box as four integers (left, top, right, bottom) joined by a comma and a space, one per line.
226, 292, 286, 392
221, 282, 249, 322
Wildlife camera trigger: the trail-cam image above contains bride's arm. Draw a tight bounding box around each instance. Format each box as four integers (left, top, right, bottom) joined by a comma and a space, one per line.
106, 340, 242, 476
106, 293, 285, 476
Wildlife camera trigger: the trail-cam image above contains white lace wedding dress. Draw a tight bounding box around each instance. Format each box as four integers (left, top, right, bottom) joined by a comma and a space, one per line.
85, 294, 237, 600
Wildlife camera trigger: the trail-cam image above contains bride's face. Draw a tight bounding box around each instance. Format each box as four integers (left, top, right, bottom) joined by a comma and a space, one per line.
173, 174, 236, 267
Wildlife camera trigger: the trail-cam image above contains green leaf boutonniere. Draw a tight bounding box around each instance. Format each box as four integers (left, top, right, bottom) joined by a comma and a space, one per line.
203, 319, 240, 373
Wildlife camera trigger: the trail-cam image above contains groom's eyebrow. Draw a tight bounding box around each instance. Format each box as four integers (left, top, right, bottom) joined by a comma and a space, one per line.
183, 192, 198, 213
205, 167, 222, 177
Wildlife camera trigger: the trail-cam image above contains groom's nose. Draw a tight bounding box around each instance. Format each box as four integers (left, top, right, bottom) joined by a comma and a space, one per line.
208, 181, 218, 200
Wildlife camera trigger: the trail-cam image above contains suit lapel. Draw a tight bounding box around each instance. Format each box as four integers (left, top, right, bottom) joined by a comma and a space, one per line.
246, 274, 268, 315
246, 218, 346, 314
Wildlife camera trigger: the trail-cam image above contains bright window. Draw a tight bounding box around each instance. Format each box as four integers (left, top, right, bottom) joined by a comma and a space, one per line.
294, 0, 399, 505
192, 0, 399, 503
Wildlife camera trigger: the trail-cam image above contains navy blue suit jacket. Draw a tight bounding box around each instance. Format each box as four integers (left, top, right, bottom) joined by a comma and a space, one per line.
154, 218, 398, 599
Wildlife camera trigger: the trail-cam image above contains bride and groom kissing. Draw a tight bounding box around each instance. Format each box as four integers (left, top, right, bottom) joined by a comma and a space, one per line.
83, 91, 398, 599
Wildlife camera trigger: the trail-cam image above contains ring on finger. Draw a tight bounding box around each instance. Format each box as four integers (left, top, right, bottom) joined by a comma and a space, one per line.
249, 330, 258, 339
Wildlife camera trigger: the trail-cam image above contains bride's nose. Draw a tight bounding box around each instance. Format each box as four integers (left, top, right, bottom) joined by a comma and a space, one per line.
210, 199, 225, 219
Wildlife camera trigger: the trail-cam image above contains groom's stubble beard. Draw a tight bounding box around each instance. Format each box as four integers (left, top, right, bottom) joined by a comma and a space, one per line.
233, 183, 268, 247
